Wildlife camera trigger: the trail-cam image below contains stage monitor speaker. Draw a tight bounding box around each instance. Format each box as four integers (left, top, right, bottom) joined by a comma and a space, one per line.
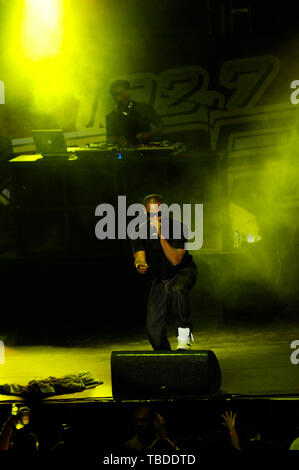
111, 350, 222, 399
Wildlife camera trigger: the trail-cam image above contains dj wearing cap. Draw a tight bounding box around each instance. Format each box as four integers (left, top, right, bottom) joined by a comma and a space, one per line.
131, 194, 198, 351
105, 79, 165, 146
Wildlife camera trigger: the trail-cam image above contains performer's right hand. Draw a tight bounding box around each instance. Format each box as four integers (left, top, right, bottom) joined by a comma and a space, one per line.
136, 263, 149, 274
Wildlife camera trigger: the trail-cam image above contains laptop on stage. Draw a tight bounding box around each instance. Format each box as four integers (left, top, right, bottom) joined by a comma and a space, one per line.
32, 129, 69, 159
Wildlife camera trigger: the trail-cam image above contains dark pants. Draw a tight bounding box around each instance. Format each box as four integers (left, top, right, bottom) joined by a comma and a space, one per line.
146, 264, 198, 350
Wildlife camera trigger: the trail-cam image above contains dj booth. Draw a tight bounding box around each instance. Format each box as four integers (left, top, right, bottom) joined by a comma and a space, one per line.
8, 142, 225, 257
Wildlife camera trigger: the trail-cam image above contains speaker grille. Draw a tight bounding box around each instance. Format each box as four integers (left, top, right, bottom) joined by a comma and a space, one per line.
111, 350, 221, 398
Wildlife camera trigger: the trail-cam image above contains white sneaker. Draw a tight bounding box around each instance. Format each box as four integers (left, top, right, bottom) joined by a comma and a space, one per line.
176, 327, 194, 350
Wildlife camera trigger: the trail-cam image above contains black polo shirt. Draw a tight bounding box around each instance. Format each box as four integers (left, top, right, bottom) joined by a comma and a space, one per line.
131, 217, 195, 281
106, 101, 162, 145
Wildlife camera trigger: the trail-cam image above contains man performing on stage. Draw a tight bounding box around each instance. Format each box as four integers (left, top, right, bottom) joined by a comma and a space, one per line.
131, 194, 198, 351
106, 79, 165, 146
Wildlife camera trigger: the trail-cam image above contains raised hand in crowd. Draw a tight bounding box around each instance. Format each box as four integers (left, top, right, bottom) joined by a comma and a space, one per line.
221, 410, 241, 451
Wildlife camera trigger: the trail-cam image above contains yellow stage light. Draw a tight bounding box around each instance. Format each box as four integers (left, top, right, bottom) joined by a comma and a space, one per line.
8, 0, 77, 114
21, 0, 64, 60
6, 1, 111, 131
247, 234, 255, 243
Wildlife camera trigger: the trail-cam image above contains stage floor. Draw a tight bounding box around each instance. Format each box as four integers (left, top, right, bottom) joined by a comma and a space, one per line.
1, 319, 299, 403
